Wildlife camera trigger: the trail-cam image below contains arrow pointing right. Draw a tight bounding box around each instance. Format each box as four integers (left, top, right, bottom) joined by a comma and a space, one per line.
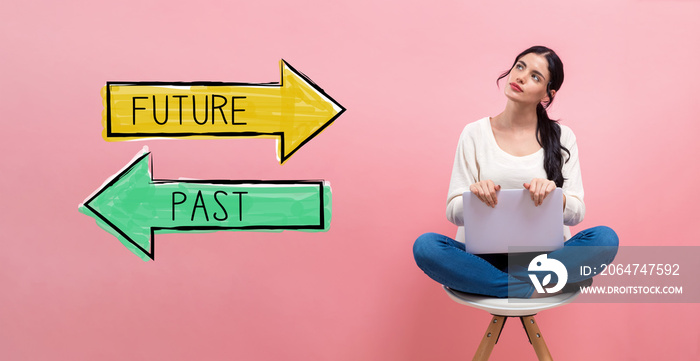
103, 60, 346, 164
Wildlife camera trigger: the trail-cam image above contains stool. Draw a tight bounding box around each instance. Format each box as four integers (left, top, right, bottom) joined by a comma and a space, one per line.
444, 286, 580, 361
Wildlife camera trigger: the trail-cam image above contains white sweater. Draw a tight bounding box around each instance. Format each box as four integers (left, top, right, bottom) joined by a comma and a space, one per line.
446, 117, 585, 242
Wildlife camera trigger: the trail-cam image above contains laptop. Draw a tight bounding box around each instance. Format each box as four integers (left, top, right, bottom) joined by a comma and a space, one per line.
462, 188, 564, 254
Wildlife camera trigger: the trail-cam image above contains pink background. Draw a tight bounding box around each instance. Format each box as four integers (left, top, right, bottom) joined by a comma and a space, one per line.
2, 0, 699, 360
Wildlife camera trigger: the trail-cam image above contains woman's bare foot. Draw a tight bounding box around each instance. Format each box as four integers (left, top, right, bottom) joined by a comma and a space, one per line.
529, 278, 594, 298
529, 289, 563, 299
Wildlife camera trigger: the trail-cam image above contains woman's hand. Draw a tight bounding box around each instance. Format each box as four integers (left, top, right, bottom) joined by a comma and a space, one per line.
523, 178, 556, 206
469, 180, 501, 208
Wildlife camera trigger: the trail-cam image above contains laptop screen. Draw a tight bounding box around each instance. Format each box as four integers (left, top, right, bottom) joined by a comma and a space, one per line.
462, 188, 564, 254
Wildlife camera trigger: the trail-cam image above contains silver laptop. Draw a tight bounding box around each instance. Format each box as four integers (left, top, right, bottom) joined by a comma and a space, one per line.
462, 188, 564, 254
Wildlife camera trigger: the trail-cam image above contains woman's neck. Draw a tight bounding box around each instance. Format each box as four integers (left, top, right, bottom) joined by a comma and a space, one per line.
493, 101, 538, 130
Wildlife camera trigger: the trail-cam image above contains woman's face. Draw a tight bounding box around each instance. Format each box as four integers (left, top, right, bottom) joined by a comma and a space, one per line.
504, 52, 554, 105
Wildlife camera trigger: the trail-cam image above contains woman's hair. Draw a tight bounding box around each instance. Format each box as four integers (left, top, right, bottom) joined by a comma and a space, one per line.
496, 45, 570, 187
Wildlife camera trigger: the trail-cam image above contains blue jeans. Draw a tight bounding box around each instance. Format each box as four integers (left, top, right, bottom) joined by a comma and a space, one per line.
413, 226, 619, 298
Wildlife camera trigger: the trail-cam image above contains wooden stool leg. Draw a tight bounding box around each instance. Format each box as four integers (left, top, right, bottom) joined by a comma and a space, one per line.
472, 315, 507, 361
520, 316, 553, 361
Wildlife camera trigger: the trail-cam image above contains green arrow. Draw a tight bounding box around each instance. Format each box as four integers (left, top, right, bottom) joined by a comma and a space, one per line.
79, 148, 331, 261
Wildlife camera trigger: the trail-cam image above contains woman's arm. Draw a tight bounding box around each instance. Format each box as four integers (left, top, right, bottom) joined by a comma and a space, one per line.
522, 126, 584, 224
560, 126, 585, 226
446, 125, 480, 226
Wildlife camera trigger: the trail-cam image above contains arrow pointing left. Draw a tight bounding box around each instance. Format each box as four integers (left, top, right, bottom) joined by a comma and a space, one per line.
79, 148, 331, 261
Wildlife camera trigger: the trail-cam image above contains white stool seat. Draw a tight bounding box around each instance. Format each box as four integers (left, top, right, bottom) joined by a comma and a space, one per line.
444, 285, 580, 316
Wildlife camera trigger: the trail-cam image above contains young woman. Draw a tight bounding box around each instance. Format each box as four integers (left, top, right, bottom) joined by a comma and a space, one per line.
413, 46, 618, 298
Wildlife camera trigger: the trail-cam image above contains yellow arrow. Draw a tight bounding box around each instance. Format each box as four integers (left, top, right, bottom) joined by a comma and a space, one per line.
102, 60, 345, 164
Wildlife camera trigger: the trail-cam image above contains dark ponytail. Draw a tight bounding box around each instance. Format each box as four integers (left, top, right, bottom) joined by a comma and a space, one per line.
497, 46, 570, 187
536, 103, 569, 187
